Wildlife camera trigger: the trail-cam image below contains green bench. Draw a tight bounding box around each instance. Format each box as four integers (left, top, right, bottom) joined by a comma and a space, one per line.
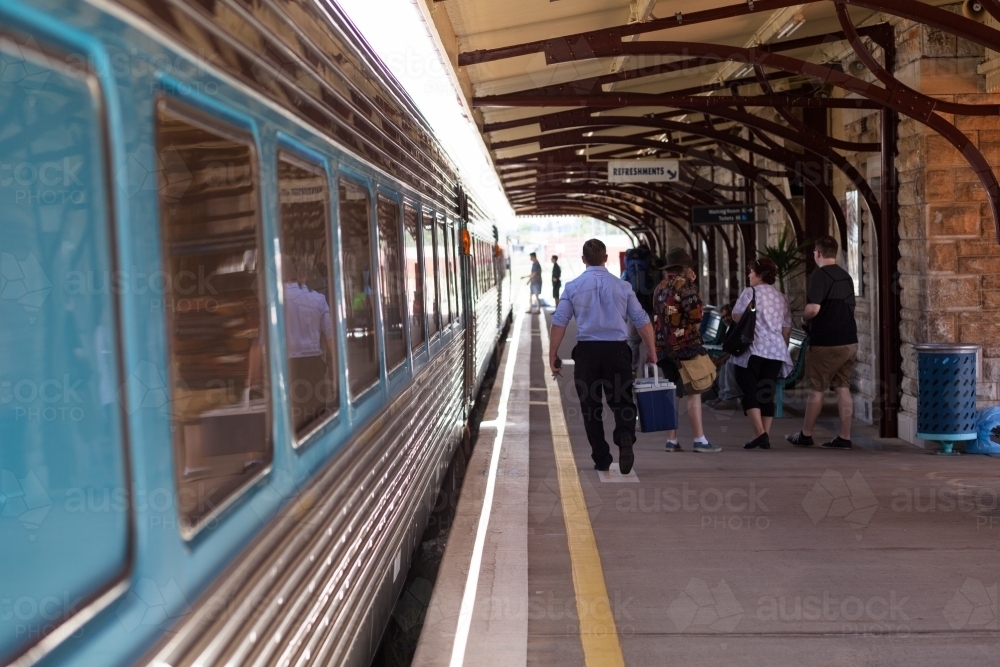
775, 329, 809, 418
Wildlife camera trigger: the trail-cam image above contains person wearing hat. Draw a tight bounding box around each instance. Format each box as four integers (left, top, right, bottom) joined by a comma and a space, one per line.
653, 248, 722, 453
550, 239, 657, 474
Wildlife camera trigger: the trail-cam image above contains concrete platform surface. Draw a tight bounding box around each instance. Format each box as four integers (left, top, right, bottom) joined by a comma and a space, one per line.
414, 306, 1000, 667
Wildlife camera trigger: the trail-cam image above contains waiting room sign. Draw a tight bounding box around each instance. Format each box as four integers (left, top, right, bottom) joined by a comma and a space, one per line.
691, 204, 765, 225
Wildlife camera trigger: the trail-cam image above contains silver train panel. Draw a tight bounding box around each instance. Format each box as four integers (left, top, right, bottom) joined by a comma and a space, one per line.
144, 336, 466, 667
474, 287, 501, 392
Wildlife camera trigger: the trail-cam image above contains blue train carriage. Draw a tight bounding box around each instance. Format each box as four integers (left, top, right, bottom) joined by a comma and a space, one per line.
0, 0, 510, 666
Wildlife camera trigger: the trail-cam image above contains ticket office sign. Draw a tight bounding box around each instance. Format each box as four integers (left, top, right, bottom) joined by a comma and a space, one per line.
607, 159, 679, 183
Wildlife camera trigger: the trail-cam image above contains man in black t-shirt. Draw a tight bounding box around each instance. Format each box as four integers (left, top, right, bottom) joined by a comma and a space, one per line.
787, 236, 858, 450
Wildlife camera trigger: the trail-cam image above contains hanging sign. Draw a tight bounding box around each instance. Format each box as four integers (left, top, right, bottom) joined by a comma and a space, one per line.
607, 159, 679, 183
691, 205, 764, 225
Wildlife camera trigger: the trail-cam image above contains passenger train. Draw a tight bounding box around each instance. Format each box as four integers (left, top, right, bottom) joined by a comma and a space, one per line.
0, 0, 512, 665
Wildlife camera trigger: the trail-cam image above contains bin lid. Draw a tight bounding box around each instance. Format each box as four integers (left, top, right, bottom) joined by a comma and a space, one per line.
912, 343, 981, 354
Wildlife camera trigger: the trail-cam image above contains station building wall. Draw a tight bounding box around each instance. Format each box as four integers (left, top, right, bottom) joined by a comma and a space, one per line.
682, 4, 1000, 443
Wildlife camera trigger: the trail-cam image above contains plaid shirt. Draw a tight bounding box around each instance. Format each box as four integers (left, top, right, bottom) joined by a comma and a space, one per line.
653, 271, 707, 362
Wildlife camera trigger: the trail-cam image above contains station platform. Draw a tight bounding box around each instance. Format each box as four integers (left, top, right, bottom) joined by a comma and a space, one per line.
412, 307, 1000, 667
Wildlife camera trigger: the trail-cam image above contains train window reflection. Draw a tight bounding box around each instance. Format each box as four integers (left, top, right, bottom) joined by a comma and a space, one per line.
155, 103, 270, 532
437, 217, 451, 326
278, 155, 338, 440
403, 204, 425, 351
377, 196, 406, 371
422, 212, 440, 337
339, 178, 379, 397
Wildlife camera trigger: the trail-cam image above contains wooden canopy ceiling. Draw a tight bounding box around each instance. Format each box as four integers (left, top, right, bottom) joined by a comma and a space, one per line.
421, 0, 1000, 247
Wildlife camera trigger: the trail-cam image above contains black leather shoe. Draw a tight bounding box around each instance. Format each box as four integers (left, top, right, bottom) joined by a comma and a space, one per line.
619, 445, 634, 475
743, 433, 770, 450
594, 456, 612, 471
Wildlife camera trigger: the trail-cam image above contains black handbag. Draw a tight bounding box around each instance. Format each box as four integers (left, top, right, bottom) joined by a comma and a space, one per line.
722, 288, 756, 356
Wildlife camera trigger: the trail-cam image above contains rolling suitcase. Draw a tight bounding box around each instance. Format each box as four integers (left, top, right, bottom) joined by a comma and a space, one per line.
634, 363, 678, 432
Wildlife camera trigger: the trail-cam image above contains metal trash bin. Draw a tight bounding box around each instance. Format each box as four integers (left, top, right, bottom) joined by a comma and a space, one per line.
914, 343, 980, 455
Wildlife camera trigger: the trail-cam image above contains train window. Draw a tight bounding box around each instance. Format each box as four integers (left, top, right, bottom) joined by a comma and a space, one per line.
479, 241, 487, 293
437, 217, 451, 326
377, 196, 406, 371
339, 178, 379, 398
277, 154, 338, 440
475, 241, 482, 295
490, 244, 496, 287
482, 241, 488, 292
469, 240, 478, 302
0, 42, 128, 663
422, 212, 440, 337
155, 103, 270, 532
447, 220, 458, 324
450, 222, 461, 321
403, 204, 425, 350
483, 242, 490, 292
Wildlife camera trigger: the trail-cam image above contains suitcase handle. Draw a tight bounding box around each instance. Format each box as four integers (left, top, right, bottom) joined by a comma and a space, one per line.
643, 362, 662, 387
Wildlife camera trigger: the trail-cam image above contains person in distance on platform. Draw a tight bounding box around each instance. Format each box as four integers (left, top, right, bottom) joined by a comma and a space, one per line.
549, 239, 657, 475
524, 251, 542, 313
731, 258, 793, 450
786, 235, 859, 450
653, 249, 722, 453
551, 254, 562, 306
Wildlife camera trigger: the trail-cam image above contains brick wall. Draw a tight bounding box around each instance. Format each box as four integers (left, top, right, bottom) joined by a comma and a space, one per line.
890, 12, 1000, 443
811, 5, 1000, 438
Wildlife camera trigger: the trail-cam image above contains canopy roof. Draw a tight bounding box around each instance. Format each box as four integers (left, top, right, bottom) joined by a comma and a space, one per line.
423, 0, 1000, 247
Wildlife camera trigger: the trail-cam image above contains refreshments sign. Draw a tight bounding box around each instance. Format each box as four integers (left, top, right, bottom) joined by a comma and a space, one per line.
607, 159, 679, 183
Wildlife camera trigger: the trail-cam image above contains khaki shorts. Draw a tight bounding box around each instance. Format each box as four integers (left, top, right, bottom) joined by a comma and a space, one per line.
804, 344, 858, 391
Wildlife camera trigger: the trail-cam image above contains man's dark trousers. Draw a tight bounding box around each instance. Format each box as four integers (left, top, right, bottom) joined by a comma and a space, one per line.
571, 341, 637, 467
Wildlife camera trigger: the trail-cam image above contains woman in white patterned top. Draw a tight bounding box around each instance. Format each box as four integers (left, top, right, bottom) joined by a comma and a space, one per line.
732, 257, 793, 450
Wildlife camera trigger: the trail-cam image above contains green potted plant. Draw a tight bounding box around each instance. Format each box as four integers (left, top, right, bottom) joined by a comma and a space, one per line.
759, 226, 811, 293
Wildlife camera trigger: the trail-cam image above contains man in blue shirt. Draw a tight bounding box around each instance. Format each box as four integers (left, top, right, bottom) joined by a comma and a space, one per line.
549, 239, 657, 474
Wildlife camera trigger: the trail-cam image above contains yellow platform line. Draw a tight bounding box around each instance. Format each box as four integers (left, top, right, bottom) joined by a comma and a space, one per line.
538, 314, 626, 667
